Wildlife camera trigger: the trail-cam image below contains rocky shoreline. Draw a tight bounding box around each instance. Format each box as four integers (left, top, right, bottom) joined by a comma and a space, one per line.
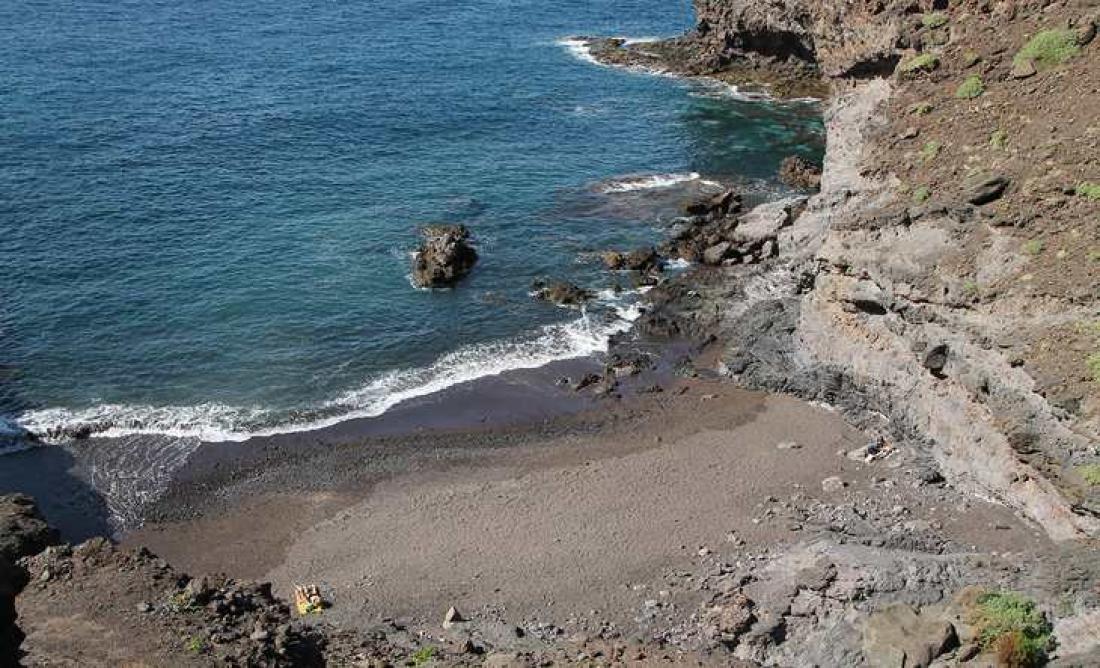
5, 0, 1100, 666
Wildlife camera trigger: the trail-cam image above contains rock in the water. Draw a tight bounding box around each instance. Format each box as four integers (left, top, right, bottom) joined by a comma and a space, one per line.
623, 247, 660, 271
778, 156, 823, 190
601, 251, 626, 270
533, 281, 594, 307
966, 174, 1009, 205
411, 224, 478, 288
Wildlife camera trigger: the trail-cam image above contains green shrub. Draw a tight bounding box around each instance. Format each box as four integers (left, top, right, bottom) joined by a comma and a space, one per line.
1088, 353, 1100, 385
955, 75, 985, 99
910, 102, 934, 115
920, 141, 942, 163
185, 636, 207, 654
411, 647, 437, 666
1076, 182, 1100, 201
970, 591, 1053, 667
1022, 239, 1044, 256
899, 53, 939, 74
962, 51, 981, 68
913, 186, 931, 203
1014, 29, 1081, 70
1079, 464, 1100, 485
990, 130, 1008, 150
922, 13, 949, 29
1089, 249, 1100, 262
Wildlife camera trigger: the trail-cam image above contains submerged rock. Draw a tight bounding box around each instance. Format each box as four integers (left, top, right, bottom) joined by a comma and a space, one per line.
533, 281, 594, 307
411, 225, 478, 288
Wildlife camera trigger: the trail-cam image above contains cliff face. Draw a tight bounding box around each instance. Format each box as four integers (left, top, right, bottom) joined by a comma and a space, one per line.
692, 0, 1100, 542
692, 0, 915, 76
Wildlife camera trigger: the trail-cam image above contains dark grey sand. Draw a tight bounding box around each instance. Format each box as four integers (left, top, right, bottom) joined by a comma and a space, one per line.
123, 376, 1045, 634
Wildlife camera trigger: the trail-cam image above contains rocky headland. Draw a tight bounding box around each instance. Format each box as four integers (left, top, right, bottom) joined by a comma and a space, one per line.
5, 0, 1100, 666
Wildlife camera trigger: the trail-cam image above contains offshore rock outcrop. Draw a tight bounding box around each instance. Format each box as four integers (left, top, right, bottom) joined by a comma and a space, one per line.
411, 224, 478, 288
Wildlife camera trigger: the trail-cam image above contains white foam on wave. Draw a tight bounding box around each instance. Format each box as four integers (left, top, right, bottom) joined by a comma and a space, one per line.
12, 303, 644, 445
600, 172, 701, 194
556, 38, 601, 66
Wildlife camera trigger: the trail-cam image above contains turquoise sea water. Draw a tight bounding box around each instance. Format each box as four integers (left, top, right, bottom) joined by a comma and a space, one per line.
1, 0, 823, 443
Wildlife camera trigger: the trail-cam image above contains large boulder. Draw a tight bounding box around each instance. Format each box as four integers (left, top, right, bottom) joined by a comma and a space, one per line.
778, 156, 822, 190
411, 225, 478, 288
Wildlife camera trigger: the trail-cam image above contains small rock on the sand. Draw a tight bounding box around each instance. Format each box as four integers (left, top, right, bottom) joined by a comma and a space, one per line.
821, 477, 847, 493
136, 601, 153, 613
443, 605, 464, 628
776, 440, 802, 450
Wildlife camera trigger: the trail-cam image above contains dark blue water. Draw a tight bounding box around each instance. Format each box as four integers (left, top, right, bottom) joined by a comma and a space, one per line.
1, 0, 823, 442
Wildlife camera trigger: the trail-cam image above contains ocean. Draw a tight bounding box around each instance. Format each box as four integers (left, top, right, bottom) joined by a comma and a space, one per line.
1, 0, 823, 446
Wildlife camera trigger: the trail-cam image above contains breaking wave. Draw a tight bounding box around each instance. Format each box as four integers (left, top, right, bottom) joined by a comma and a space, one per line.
599, 172, 702, 193
11, 302, 643, 445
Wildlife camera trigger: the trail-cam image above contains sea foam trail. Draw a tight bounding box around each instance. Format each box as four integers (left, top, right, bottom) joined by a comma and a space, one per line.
599, 172, 702, 193
12, 304, 642, 445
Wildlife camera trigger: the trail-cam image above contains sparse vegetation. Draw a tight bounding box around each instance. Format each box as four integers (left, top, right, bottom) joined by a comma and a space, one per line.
962, 51, 981, 68
185, 636, 207, 654
922, 13, 949, 29
1076, 182, 1100, 201
1088, 352, 1100, 383
969, 591, 1053, 668
920, 140, 942, 163
990, 129, 1008, 150
1089, 249, 1100, 262
1079, 464, 1100, 485
168, 591, 195, 612
1014, 29, 1081, 70
898, 53, 939, 74
955, 75, 985, 99
1022, 239, 1044, 256
913, 186, 931, 203
411, 646, 438, 666
910, 102, 934, 115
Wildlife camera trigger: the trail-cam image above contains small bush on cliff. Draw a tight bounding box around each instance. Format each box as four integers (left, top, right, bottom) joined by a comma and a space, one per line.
920, 141, 942, 163
411, 647, 438, 666
1076, 182, 1100, 201
913, 186, 931, 203
969, 591, 1052, 667
1078, 464, 1100, 485
910, 102, 934, 115
1022, 239, 1044, 256
1088, 354, 1100, 384
955, 75, 985, 99
990, 130, 1008, 150
1015, 30, 1080, 70
922, 13, 949, 29
898, 53, 939, 74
